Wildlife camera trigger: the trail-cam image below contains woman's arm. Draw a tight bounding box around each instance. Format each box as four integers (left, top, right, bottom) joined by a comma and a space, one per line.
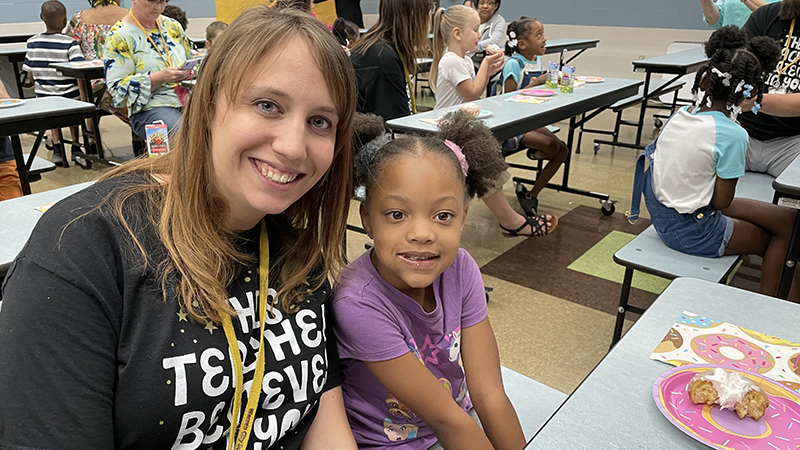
456, 51, 505, 101
699, 0, 722, 26
300, 386, 357, 450
742, 93, 800, 117
461, 318, 526, 450
477, 14, 506, 52
104, 32, 156, 112
741, 0, 768, 12
0, 257, 118, 447
365, 353, 494, 449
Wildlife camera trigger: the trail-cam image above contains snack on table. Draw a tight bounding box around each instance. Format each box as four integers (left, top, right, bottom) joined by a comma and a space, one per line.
485, 44, 502, 55
460, 102, 481, 116
688, 368, 769, 420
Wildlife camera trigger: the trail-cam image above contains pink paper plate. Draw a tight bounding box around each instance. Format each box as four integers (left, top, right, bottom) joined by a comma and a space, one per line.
576, 76, 604, 83
653, 364, 800, 450
520, 89, 556, 97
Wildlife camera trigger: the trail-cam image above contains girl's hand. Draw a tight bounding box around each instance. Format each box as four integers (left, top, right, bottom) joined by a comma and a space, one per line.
525, 73, 548, 88
482, 51, 505, 75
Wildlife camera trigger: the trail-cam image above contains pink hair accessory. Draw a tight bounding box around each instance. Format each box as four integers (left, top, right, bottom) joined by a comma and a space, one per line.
444, 139, 469, 177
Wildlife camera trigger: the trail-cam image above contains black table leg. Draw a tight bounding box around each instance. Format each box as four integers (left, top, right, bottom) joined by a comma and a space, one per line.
634, 72, 652, 147
11, 135, 30, 195
776, 209, 799, 299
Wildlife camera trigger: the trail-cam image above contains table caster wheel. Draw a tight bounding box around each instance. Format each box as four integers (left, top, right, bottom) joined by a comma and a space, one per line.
654, 118, 663, 128
600, 199, 617, 216
594, 143, 600, 155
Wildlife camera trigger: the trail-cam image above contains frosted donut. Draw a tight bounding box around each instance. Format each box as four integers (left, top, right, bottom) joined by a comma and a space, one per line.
678, 313, 722, 328
741, 327, 798, 346
691, 334, 774, 373
790, 353, 800, 377
654, 327, 684, 353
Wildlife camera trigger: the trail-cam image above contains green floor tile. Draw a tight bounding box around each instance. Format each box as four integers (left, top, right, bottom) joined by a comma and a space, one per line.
567, 230, 670, 295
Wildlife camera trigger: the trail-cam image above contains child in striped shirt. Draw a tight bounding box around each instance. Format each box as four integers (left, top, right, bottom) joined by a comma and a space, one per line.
22, 0, 85, 165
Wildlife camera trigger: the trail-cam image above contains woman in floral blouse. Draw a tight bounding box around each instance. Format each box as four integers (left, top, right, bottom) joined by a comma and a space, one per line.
65, 0, 128, 148
104, 0, 194, 139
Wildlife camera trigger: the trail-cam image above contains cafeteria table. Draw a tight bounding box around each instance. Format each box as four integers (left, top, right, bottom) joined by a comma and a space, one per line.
386, 78, 642, 214
0, 97, 95, 195
0, 181, 93, 278
524, 277, 800, 449
594, 46, 708, 150
772, 155, 800, 299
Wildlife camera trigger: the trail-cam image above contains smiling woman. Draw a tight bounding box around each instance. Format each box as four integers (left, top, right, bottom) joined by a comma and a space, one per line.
0, 7, 358, 450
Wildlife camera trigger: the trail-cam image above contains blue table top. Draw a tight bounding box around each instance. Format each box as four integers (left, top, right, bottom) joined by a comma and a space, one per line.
633, 47, 708, 74
0, 96, 94, 122
386, 78, 642, 141
773, 154, 800, 197
544, 38, 599, 54
0, 181, 94, 275
525, 277, 800, 449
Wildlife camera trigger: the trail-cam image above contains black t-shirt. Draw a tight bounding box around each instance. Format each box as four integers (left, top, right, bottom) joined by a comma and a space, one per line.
350, 41, 412, 121
0, 174, 343, 449
739, 3, 800, 141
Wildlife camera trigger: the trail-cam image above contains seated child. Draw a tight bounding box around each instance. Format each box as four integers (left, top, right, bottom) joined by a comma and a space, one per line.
332, 17, 359, 54
22, 0, 85, 166
494, 17, 568, 216
629, 25, 799, 301
334, 110, 527, 449
429, 5, 557, 237
204, 20, 229, 52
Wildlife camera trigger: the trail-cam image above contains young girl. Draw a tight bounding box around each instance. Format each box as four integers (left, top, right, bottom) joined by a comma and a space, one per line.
428, 6, 556, 237
333, 110, 527, 449
430, 5, 504, 110
494, 17, 568, 215
629, 25, 799, 301
333, 17, 359, 53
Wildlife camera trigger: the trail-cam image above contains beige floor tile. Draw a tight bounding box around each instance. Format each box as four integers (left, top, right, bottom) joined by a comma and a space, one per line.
483, 274, 634, 394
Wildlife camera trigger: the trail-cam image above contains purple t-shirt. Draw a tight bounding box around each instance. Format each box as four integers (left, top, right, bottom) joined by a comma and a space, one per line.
332, 248, 488, 449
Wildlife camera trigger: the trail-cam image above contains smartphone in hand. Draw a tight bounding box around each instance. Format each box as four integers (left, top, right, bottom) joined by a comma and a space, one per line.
180, 58, 202, 71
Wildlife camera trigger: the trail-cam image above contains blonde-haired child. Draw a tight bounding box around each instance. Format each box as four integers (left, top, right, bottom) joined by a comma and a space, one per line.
430, 5, 504, 109
428, 5, 557, 237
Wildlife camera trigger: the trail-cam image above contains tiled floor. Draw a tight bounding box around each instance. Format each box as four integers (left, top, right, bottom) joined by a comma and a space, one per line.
20, 97, 662, 395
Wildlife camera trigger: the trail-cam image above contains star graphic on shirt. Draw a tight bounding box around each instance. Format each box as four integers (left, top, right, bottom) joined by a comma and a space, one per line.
204, 321, 218, 335
176, 310, 188, 322
419, 335, 441, 366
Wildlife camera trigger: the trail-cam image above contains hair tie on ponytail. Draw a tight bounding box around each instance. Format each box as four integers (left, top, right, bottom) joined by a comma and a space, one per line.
711, 67, 732, 86
444, 140, 469, 176
742, 83, 754, 99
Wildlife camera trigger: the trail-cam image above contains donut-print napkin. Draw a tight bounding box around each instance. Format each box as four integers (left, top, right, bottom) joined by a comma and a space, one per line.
650, 311, 800, 394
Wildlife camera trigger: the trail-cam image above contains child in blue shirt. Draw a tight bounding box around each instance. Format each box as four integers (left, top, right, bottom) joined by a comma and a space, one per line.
629, 26, 799, 301
496, 17, 568, 216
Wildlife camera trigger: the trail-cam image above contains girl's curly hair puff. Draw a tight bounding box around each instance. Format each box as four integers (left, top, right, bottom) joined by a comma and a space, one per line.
692, 25, 780, 113
351, 110, 508, 201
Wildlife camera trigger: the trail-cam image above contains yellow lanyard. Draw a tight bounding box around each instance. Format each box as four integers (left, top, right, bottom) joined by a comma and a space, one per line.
130, 11, 173, 67
404, 66, 417, 114
777, 18, 800, 79
222, 220, 269, 450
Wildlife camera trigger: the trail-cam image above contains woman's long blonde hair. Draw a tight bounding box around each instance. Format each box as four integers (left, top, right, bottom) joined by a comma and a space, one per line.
430, 5, 478, 92
351, 0, 431, 74
97, 6, 356, 322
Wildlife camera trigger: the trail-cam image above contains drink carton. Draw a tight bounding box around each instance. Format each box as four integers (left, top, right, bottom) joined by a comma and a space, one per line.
560, 65, 576, 93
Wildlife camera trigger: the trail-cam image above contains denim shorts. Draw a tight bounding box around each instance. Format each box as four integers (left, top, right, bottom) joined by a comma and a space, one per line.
643, 167, 734, 258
